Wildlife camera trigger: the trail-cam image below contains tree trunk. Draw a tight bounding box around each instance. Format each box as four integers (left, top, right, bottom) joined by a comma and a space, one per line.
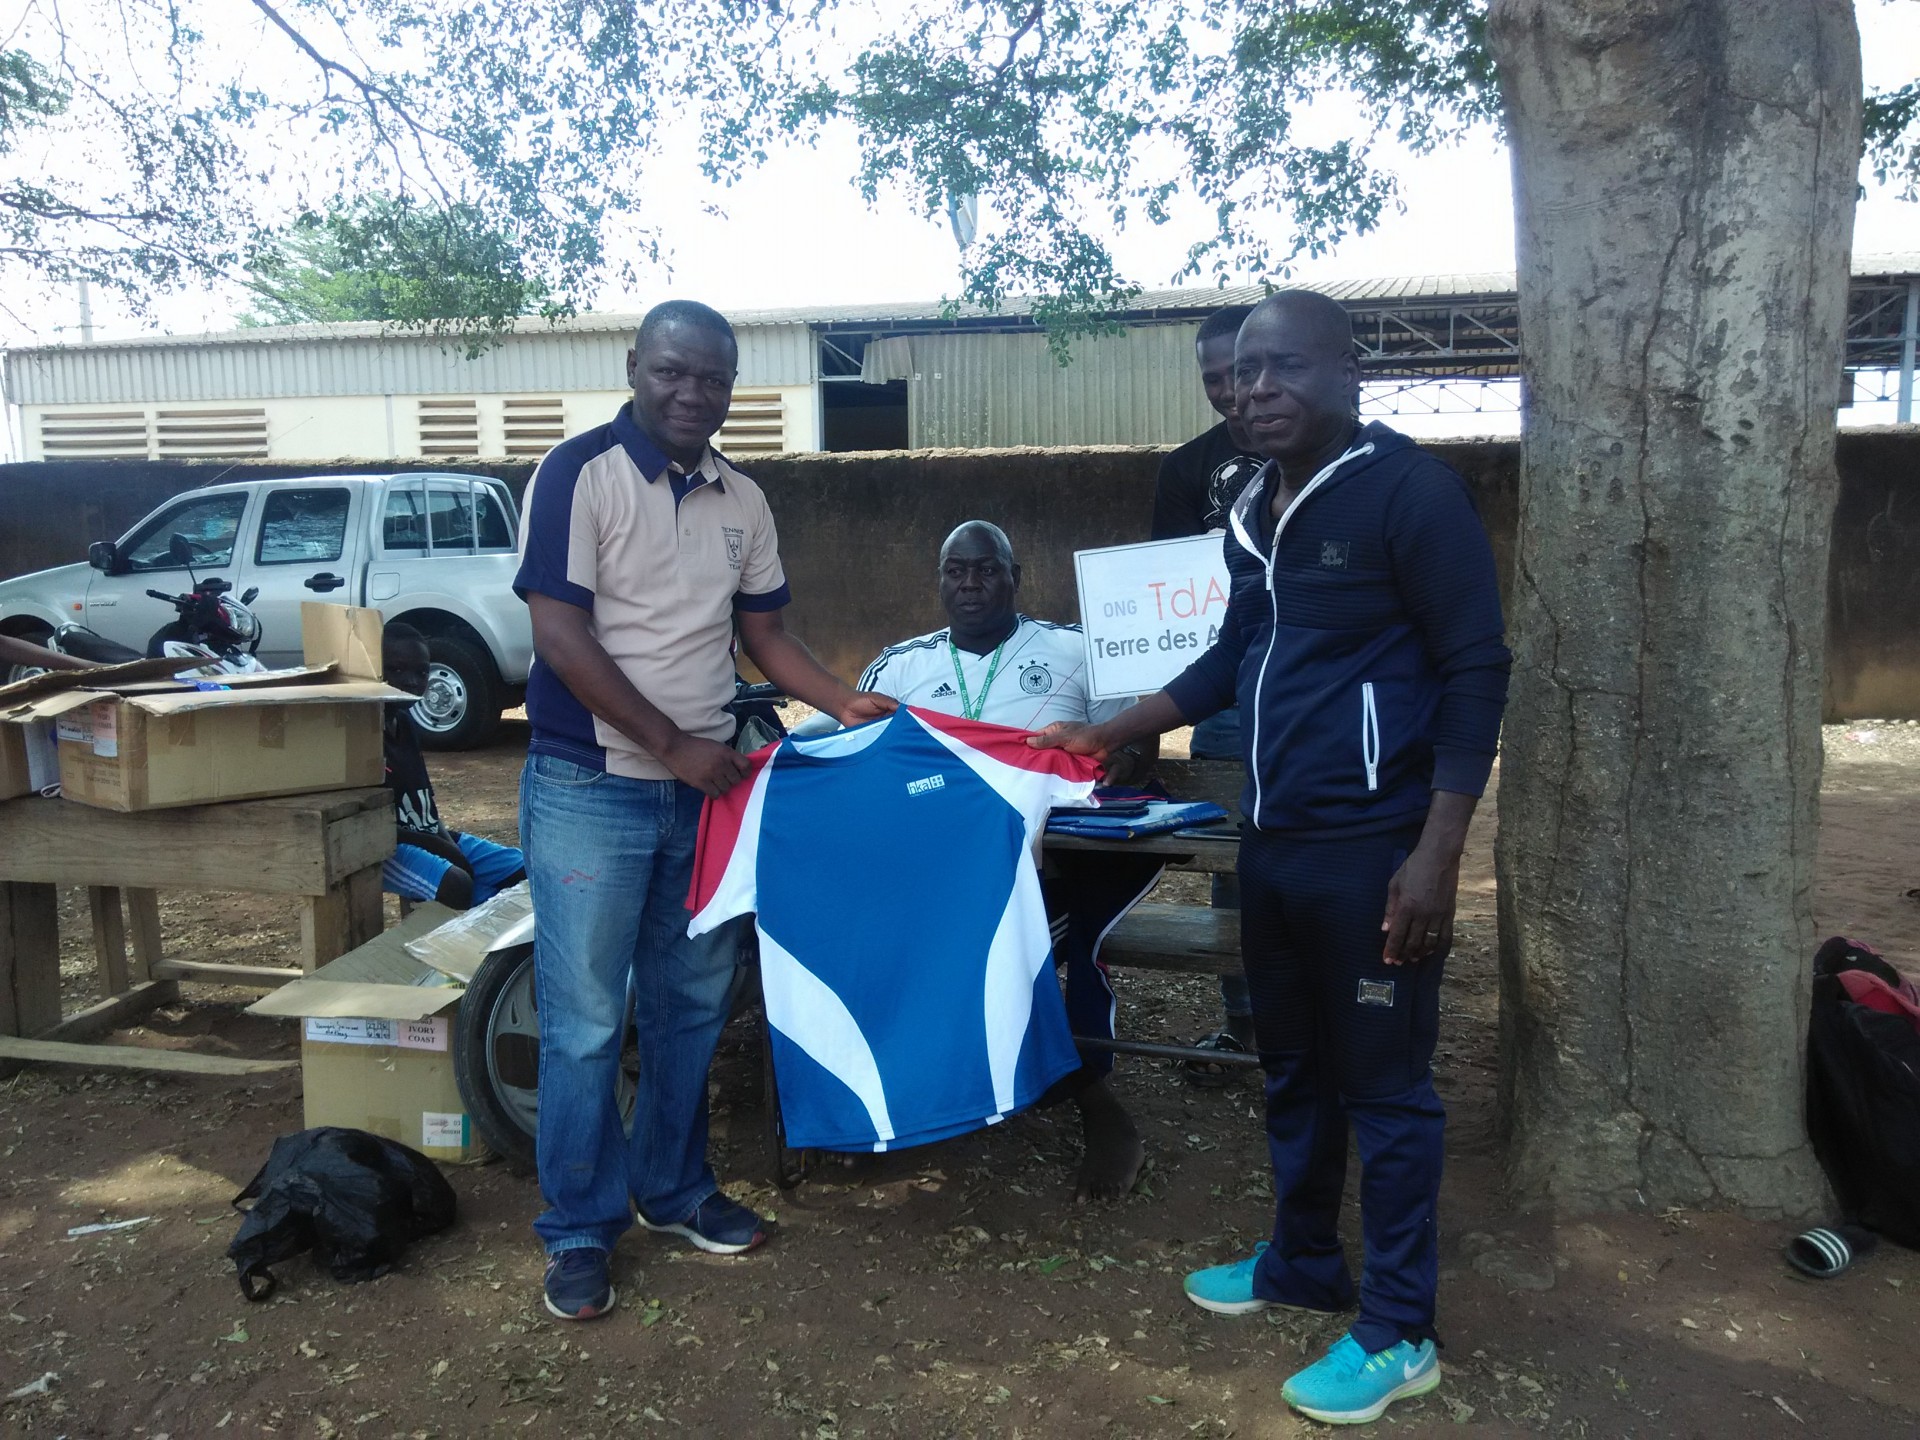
1485, 0, 1861, 1216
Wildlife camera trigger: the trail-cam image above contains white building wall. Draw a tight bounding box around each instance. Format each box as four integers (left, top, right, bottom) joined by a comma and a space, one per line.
21, 383, 821, 461
2, 321, 816, 405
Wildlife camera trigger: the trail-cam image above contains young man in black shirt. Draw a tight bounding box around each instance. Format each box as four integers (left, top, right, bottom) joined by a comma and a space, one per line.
1152, 306, 1264, 540
381, 622, 526, 910
1152, 306, 1261, 1073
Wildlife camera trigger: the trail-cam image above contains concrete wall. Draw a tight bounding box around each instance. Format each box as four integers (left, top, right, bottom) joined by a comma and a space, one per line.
0, 430, 1913, 719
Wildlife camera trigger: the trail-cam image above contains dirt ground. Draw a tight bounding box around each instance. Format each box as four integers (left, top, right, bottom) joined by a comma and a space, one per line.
2, 719, 1917, 1439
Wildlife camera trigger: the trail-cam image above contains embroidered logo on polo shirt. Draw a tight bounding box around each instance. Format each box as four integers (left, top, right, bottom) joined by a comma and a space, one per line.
722, 526, 745, 569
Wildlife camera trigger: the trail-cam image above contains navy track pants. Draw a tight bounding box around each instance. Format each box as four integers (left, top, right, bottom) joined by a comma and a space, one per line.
1238, 821, 1446, 1353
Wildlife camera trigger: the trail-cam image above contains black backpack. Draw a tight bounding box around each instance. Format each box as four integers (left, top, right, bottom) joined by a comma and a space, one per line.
1805, 937, 1920, 1249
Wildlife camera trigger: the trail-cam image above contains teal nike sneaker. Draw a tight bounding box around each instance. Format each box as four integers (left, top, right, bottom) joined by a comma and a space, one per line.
1183, 1242, 1274, 1315
1281, 1332, 1440, 1425
1184, 1242, 1355, 1316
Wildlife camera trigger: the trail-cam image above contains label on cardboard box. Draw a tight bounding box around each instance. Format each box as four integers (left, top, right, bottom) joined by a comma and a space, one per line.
56, 712, 92, 746
421, 1112, 470, 1150
89, 701, 118, 757
306, 1017, 396, 1047
304, 1016, 450, 1052
397, 1017, 450, 1052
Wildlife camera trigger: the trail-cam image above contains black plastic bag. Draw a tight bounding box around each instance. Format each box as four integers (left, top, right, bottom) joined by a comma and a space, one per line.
1805, 937, 1920, 1250
227, 1126, 458, 1300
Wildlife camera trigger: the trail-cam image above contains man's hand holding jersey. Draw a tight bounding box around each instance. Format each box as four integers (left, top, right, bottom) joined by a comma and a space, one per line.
1030, 692, 1188, 771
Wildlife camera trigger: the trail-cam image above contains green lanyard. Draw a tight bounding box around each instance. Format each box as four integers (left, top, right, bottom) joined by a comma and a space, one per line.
949, 639, 1007, 722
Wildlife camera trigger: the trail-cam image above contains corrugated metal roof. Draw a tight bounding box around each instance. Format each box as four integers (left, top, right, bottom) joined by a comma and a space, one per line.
7, 254, 1910, 407
908, 325, 1216, 449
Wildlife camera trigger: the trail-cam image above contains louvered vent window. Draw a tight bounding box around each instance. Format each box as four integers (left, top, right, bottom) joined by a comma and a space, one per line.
418, 399, 480, 457
39, 410, 151, 457
717, 389, 786, 459
155, 408, 269, 458
502, 397, 566, 457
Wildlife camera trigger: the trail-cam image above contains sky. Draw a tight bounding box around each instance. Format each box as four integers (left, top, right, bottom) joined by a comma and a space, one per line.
4, 0, 1918, 444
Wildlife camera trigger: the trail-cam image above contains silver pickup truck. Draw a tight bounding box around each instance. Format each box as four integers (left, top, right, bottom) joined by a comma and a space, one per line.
0, 472, 531, 748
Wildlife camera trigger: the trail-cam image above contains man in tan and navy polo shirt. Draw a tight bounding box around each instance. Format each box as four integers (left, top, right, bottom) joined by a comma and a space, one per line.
514, 299, 894, 1321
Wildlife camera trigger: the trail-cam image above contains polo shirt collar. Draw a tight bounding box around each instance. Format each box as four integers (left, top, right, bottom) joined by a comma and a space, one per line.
610, 402, 724, 489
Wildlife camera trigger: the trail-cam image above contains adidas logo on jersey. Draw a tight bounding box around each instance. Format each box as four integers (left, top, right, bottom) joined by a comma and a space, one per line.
906, 774, 946, 797
930, 682, 957, 698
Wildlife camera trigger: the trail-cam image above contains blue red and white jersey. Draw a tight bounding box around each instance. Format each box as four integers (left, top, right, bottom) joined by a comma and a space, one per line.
688, 707, 1099, 1153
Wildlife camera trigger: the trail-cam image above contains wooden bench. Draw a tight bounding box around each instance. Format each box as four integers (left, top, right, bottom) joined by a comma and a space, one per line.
1101, 901, 1240, 975
0, 787, 393, 1076
1043, 757, 1260, 1068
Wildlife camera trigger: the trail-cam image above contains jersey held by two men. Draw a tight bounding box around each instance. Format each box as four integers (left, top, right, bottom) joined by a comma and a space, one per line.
688, 707, 1098, 1152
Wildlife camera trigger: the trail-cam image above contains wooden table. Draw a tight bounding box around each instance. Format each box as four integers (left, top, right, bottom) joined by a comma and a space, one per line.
1045, 824, 1241, 872
0, 787, 392, 1074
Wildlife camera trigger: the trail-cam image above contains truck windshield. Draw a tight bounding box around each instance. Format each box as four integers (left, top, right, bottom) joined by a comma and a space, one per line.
123, 491, 249, 571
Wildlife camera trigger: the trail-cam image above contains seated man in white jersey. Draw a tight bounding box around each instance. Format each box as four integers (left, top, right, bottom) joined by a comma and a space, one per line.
824, 520, 1164, 1200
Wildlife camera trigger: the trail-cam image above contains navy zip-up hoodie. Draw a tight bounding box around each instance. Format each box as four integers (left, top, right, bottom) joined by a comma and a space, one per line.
1164, 422, 1510, 837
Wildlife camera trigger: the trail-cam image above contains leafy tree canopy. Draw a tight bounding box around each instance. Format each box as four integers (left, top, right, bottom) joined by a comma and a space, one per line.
1, 1, 1913, 339
241, 198, 553, 352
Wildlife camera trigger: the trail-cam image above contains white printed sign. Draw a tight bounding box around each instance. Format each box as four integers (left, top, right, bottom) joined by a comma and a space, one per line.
1073, 535, 1233, 701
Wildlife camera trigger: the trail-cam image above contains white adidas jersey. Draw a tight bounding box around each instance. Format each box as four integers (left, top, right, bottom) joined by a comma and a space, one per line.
856, 615, 1134, 731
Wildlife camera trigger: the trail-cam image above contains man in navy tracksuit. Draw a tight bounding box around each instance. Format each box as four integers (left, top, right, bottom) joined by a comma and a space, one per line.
1036, 290, 1509, 1425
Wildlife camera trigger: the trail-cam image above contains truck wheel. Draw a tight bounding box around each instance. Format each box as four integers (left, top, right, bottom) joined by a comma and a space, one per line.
412, 635, 502, 750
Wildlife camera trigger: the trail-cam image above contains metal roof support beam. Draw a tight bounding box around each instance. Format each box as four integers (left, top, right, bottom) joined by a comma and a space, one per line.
1901, 278, 1918, 425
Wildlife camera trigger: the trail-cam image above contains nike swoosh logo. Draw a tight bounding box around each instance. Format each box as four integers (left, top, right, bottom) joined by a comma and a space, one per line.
1403, 1359, 1426, 1380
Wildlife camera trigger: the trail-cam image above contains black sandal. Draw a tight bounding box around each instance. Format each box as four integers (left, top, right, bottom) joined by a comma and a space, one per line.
1181, 1029, 1246, 1088
1785, 1223, 1879, 1279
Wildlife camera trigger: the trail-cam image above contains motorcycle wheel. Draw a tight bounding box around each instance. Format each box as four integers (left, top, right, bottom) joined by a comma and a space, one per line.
453, 942, 637, 1173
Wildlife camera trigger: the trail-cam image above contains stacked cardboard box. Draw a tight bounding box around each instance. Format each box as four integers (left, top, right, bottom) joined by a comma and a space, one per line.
0, 605, 409, 809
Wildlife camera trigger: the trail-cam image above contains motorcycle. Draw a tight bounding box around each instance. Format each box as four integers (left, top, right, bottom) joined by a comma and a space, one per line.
47, 533, 267, 678
452, 682, 808, 1184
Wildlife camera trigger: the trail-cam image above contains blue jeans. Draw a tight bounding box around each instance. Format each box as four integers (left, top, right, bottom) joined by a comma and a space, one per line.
1190, 708, 1252, 1022
520, 754, 744, 1255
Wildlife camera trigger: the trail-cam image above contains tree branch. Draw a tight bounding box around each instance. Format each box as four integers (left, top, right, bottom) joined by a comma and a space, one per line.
246, 0, 457, 202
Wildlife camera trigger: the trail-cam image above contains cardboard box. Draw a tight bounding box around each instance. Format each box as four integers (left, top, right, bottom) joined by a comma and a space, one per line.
0, 657, 185, 801
248, 902, 488, 1164
0, 715, 59, 801
0, 605, 411, 812
53, 687, 389, 811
